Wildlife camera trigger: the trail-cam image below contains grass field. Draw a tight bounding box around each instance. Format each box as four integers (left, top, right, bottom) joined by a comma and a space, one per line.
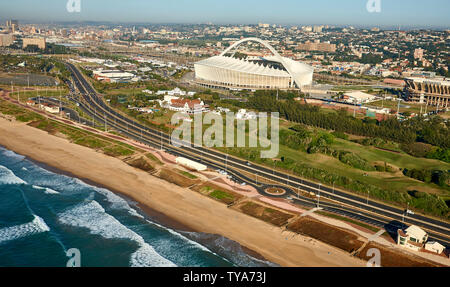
176, 169, 198, 179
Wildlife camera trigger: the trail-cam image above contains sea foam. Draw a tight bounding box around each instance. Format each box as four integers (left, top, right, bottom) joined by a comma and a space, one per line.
0, 165, 27, 185
32, 185, 60, 195
0, 215, 50, 244
58, 200, 176, 267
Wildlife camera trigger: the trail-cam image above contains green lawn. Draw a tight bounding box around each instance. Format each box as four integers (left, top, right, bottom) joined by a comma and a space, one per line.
177, 169, 198, 179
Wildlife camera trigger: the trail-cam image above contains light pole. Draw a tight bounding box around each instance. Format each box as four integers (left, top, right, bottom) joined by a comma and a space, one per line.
225, 154, 228, 173
317, 184, 321, 208
366, 190, 370, 205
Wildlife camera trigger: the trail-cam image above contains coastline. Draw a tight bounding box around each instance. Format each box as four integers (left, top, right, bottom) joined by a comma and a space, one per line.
0, 117, 364, 267
23, 156, 269, 264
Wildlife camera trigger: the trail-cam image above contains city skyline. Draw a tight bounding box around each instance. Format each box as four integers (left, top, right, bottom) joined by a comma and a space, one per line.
0, 0, 449, 29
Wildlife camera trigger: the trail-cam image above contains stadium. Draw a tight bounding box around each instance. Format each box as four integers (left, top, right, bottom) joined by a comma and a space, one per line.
194, 38, 314, 91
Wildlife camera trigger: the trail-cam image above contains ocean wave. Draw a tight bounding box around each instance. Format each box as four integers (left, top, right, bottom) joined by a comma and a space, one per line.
0, 215, 50, 244
182, 232, 279, 267
0, 165, 27, 185
32, 185, 60, 195
147, 220, 223, 257
58, 200, 176, 267
92, 186, 144, 219
0, 148, 26, 162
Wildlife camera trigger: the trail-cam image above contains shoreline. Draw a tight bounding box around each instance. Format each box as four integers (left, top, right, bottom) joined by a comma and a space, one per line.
0, 118, 364, 267
23, 153, 268, 263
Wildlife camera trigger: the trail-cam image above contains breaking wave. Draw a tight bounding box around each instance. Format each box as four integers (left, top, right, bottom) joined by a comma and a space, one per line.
58, 200, 176, 267
0, 215, 50, 244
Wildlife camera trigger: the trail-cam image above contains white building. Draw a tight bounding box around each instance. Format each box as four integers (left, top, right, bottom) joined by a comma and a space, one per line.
156, 87, 196, 97
39, 103, 60, 114
424, 241, 445, 255
176, 157, 207, 172
343, 91, 379, 104
397, 225, 428, 252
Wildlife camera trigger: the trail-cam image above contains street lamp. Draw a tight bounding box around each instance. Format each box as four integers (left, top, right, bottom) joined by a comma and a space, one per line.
317, 184, 321, 208
225, 154, 228, 173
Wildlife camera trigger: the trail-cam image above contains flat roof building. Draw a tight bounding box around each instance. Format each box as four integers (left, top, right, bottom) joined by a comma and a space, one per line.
23, 38, 46, 50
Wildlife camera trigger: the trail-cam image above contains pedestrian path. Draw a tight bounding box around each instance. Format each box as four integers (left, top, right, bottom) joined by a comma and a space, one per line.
368, 229, 386, 242
300, 207, 323, 217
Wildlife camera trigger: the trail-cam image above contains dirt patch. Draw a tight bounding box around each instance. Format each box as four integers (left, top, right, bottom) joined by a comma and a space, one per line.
237, 201, 294, 227
159, 167, 199, 187
287, 217, 365, 253
356, 242, 441, 267
126, 157, 155, 173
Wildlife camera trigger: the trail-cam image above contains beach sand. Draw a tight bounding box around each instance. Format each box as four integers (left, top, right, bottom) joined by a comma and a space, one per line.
0, 118, 364, 267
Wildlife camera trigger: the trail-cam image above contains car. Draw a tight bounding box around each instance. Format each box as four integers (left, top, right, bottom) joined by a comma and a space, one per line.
240, 182, 246, 186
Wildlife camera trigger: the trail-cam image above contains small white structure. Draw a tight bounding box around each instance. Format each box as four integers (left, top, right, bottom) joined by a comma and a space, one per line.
176, 157, 207, 172
39, 103, 60, 114
424, 241, 445, 255
156, 87, 196, 97
397, 225, 428, 252
343, 91, 379, 104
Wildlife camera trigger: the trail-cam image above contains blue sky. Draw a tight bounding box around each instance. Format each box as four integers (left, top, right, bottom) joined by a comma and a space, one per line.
0, 0, 449, 28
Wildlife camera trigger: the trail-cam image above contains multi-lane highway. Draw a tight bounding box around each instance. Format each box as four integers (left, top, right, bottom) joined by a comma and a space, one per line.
64, 62, 450, 247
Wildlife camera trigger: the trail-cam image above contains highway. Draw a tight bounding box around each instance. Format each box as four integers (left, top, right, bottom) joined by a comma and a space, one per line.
64, 62, 450, 247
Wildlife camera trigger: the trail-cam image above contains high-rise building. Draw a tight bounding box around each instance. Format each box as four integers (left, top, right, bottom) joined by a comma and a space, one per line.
5, 20, 18, 33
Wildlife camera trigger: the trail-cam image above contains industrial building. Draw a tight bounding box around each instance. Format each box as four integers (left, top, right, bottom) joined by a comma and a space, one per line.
194, 37, 314, 91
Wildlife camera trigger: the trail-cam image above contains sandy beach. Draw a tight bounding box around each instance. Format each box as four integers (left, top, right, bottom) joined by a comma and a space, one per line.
0, 117, 364, 267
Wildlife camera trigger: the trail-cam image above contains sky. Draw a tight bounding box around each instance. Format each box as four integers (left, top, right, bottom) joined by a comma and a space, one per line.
0, 0, 449, 28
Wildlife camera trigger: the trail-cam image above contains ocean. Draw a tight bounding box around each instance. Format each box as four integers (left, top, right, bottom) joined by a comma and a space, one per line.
0, 146, 276, 267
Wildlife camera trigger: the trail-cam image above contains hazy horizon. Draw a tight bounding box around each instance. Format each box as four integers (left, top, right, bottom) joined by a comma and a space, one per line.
0, 0, 449, 29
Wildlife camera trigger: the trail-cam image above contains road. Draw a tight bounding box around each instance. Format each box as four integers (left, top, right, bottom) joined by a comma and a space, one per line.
64, 62, 450, 247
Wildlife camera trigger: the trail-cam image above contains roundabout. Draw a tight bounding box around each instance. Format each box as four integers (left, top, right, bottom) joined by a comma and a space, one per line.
261, 185, 290, 197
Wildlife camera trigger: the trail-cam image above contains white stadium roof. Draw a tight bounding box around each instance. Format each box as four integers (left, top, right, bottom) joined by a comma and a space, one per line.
194, 37, 314, 90
196, 56, 291, 78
